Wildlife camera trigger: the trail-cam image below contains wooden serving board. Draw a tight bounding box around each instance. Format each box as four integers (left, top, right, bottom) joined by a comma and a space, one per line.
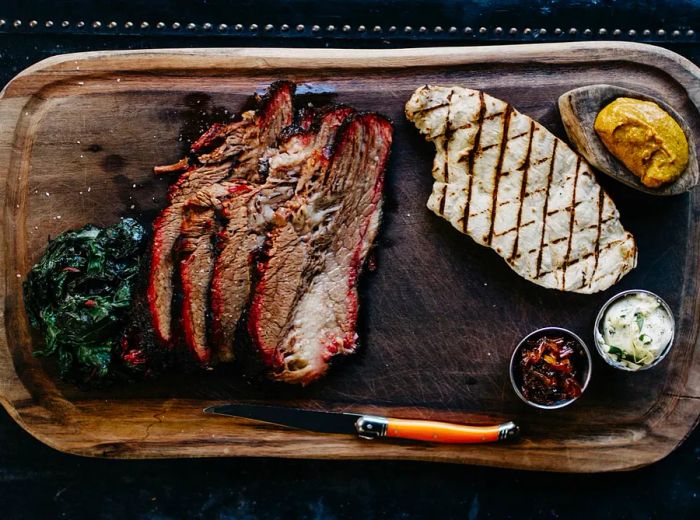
1, 42, 700, 472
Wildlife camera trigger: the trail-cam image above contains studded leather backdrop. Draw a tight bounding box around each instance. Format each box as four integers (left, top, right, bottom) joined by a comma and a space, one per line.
0, 0, 699, 43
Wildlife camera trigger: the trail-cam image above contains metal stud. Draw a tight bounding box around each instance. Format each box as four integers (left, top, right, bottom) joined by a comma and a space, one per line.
327, 25, 335, 32
419, 26, 427, 33
76, 21, 85, 28
373, 25, 382, 33
61, 20, 70, 27
157, 22, 166, 29
0, 19, 5, 27
523, 28, 532, 35
234, 24, 243, 31
29, 20, 38, 28
657, 29, 666, 36
449, 26, 458, 34
92, 21, 101, 29
265, 24, 274, 31
404, 26, 412, 34
599, 28, 607, 35
218, 24, 227, 31
389, 26, 397, 33
296, 24, 304, 32
13, 20, 21, 28
141, 21, 149, 29
172, 22, 181, 30
281, 24, 289, 32
628, 29, 636, 36
203, 22, 212, 30
672, 30, 680, 37
613, 29, 621, 36
643, 29, 651, 36
125, 21, 133, 28
358, 25, 366, 32
45, 20, 54, 28
583, 28, 592, 36
108, 21, 117, 29
478, 26, 487, 34
494, 27, 502, 35
311, 25, 320, 33
342, 25, 351, 32
687, 29, 695, 36
554, 28, 562, 35
569, 27, 577, 35
249, 24, 258, 31
434, 26, 443, 33
464, 26, 473, 34
187, 23, 196, 30
539, 28, 547, 35
509, 27, 518, 35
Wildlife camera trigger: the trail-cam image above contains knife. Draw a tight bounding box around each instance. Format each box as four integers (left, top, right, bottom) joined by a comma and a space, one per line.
204, 404, 519, 444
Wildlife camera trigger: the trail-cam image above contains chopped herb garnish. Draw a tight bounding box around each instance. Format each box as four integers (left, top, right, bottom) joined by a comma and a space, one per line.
639, 334, 652, 345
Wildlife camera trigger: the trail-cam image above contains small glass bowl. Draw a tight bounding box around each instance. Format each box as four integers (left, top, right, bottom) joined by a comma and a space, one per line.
593, 289, 675, 372
509, 327, 593, 410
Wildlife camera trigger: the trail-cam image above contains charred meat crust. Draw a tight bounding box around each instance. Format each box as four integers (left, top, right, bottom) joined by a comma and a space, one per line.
277, 104, 356, 143
248, 112, 393, 384
212, 106, 357, 366
148, 82, 295, 353
147, 81, 393, 383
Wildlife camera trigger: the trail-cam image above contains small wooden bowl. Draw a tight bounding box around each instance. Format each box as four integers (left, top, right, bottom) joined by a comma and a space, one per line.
558, 84, 699, 196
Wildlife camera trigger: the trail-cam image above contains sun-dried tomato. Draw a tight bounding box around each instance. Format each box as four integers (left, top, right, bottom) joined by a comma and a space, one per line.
517, 334, 585, 405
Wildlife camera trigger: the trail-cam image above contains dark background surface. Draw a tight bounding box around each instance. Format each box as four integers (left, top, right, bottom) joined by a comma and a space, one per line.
1, 1, 700, 518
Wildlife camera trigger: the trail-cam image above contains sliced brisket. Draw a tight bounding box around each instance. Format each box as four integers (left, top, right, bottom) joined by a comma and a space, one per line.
249, 113, 393, 384
208, 106, 356, 363
148, 81, 294, 348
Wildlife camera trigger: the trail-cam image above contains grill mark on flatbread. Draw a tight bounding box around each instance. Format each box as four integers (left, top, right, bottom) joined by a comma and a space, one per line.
438, 91, 455, 216
487, 105, 513, 245
414, 102, 449, 114
562, 157, 581, 290
589, 188, 605, 288
439, 184, 448, 215
462, 91, 486, 234
443, 90, 455, 185
539, 238, 630, 279
535, 139, 558, 278
510, 121, 535, 261
485, 111, 505, 121
579, 270, 588, 290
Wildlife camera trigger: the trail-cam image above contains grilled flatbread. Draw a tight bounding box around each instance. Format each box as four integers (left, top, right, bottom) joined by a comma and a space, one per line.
406, 85, 637, 293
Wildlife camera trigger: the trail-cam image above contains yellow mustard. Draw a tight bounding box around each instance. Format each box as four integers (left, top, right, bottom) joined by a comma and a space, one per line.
594, 97, 689, 188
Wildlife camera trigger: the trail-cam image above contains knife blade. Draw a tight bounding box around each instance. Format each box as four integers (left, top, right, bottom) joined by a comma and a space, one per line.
204, 404, 519, 444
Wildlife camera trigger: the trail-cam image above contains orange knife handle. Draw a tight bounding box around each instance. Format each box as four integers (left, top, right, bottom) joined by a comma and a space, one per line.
355, 416, 518, 444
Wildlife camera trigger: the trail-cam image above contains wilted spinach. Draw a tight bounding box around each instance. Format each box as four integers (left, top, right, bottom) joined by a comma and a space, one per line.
23, 218, 146, 382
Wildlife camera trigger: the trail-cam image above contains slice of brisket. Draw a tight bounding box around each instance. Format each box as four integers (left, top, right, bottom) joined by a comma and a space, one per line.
208, 106, 356, 363
209, 182, 262, 362
249, 113, 393, 384
148, 81, 294, 348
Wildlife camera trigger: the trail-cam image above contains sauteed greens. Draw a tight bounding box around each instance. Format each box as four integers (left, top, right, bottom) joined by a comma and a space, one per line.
23, 218, 146, 382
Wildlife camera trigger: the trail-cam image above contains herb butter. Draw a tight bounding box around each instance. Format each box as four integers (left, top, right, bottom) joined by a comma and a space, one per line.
596, 292, 674, 370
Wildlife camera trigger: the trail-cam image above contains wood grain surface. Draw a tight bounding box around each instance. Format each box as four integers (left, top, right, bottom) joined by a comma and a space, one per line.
1, 42, 700, 472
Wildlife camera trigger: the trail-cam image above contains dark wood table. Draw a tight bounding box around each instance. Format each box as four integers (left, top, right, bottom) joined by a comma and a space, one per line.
1, 1, 699, 517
